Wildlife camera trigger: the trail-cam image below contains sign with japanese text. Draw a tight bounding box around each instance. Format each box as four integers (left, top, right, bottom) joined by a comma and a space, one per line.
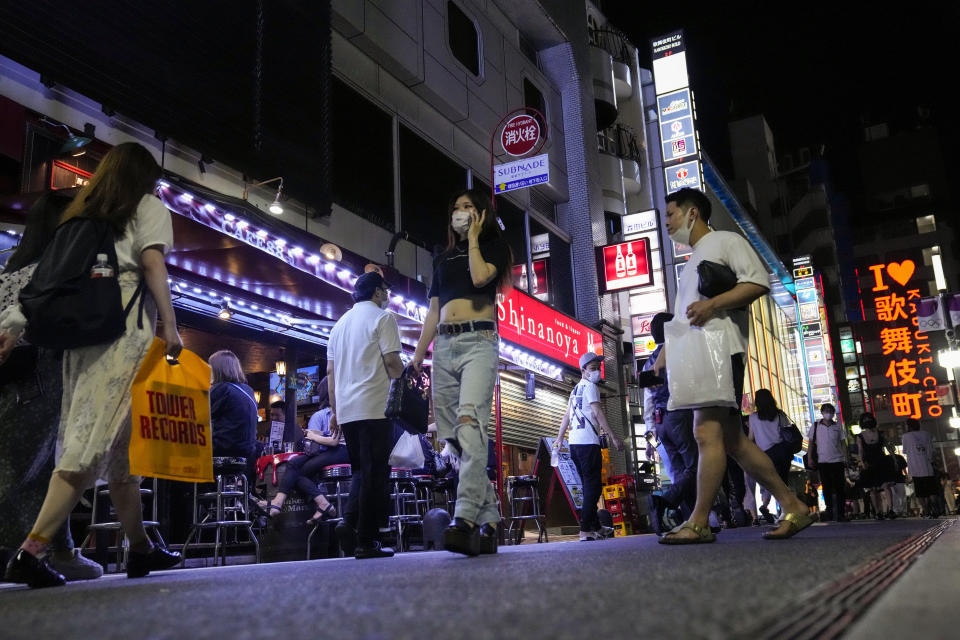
501, 114, 540, 157
623, 210, 658, 236
864, 259, 945, 419
632, 314, 658, 357
657, 88, 692, 122
664, 159, 702, 193
496, 288, 602, 371
597, 238, 653, 292
660, 115, 698, 163
494, 153, 549, 193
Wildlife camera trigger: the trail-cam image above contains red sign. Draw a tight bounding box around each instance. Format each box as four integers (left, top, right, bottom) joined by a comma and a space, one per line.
511, 259, 548, 297
598, 239, 653, 292
863, 259, 944, 419
501, 114, 540, 157
496, 288, 602, 370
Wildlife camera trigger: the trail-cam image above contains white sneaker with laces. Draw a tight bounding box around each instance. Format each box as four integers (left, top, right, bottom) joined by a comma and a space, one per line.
579, 530, 598, 541
48, 549, 104, 581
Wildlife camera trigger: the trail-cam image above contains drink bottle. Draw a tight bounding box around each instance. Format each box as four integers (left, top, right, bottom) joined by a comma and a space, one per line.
90, 253, 114, 278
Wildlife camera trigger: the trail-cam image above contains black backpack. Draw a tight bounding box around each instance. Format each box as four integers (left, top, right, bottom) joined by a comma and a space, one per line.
18, 216, 143, 350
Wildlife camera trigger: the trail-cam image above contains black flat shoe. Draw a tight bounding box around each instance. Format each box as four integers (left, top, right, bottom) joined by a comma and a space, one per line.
354, 542, 394, 559
443, 518, 480, 556
478, 524, 498, 555
4, 549, 65, 588
126, 545, 181, 578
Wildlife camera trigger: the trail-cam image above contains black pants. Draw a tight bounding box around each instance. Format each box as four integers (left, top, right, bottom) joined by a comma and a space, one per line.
654, 408, 697, 514
570, 444, 602, 532
278, 446, 350, 499
764, 442, 793, 484
341, 419, 392, 546
818, 462, 846, 520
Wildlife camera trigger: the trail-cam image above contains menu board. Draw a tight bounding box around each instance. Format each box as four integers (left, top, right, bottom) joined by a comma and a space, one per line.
537, 437, 584, 512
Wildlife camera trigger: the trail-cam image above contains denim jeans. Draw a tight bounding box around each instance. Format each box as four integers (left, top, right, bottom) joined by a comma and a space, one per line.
654, 408, 696, 513
570, 444, 602, 532
432, 329, 500, 526
279, 446, 350, 499
341, 419, 392, 546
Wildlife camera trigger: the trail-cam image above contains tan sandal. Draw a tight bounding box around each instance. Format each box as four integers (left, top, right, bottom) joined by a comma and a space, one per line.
762, 511, 815, 540
658, 520, 716, 545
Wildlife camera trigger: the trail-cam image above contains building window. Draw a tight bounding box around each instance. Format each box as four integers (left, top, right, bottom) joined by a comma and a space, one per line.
331, 78, 394, 231
399, 125, 468, 254
916, 214, 936, 234
448, 1, 480, 76
524, 78, 546, 120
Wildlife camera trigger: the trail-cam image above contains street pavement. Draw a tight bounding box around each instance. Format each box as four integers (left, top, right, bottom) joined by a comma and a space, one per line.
0, 518, 955, 640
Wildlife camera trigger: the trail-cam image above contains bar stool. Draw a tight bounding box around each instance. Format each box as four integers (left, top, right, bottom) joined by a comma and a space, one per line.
412, 475, 435, 516
306, 464, 351, 559
389, 468, 421, 552
432, 477, 457, 516
181, 456, 260, 566
81, 477, 166, 572
506, 475, 548, 545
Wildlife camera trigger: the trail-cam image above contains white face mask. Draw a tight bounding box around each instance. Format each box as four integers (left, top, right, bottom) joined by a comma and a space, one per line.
822, 412, 835, 422
585, 370, 601, 383
667, 208, 695, 246
451, 210, 471, 234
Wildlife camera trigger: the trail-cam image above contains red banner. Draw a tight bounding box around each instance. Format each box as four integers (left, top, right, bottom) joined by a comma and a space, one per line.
496, 288, 602, 370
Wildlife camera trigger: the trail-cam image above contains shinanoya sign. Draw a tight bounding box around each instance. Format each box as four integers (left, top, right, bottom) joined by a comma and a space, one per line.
496, 289, 602, 371
862, 258, 946, 419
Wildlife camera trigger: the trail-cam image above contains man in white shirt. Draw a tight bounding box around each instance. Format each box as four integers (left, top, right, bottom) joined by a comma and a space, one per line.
327, 272, 404, 558
811, 403, 849, 522
900, 418, 938, 517
654, 188, 810, 543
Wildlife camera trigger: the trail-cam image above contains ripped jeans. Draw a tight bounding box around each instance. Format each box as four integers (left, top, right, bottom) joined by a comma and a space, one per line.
432, 329, 500, 526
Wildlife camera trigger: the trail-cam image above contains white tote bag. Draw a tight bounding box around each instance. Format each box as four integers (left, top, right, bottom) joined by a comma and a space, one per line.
664, 319, 736, 411
388, 431, 426, 469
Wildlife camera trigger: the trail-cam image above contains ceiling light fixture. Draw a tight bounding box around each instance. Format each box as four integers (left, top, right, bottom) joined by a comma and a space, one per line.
218, 301, 233, 320
40, 117, 93, 156
242, 176, 284, 215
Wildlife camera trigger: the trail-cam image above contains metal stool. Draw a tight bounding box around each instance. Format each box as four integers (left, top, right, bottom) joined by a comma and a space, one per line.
306, 464, 351, 559
389, 468, 421, 552
81, 477, 166, 572
506, 475, 548, 544
432, 476, 457, 515
412, 475, 435, 516
181, 457, 260, 566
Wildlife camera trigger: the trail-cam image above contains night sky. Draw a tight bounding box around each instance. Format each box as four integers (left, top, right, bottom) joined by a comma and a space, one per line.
602, 3, 959, 195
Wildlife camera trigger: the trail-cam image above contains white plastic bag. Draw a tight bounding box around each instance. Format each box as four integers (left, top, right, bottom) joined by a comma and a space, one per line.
388, 431, 426, 469
664, 319, 736, 411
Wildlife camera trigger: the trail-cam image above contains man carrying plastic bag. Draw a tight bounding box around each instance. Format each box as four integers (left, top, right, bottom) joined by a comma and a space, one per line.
653, 188, 812, 544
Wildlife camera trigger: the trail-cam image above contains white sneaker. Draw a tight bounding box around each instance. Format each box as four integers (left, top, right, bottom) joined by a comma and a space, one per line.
579, 530, 598, 541
48, 549, 104, 581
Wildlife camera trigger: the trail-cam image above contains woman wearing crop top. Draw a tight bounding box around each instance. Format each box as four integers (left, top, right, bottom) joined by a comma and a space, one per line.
412, 189, 512, 556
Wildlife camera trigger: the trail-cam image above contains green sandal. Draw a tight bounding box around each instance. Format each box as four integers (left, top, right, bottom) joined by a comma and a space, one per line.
762, 511, 814, 540
658, 520, 716, 545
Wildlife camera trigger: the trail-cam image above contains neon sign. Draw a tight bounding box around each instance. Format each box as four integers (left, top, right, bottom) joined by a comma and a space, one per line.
866, 260, 943, 419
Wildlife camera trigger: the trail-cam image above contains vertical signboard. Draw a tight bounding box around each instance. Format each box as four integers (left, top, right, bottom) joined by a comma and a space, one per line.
793, 257, 839, 420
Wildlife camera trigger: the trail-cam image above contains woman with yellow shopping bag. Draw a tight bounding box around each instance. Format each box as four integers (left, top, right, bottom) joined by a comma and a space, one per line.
0, 143, 184, 588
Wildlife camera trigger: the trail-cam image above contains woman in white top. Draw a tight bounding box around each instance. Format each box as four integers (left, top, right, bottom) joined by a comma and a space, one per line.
747, 389, 793, 490
0, 143, 182, 588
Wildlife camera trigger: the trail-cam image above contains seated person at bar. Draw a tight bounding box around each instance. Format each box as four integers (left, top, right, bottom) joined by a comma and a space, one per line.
259, 378, 346, 524
209, 350, 260, 486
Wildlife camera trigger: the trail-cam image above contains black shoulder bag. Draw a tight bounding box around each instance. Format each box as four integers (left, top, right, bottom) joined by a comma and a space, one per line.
385, 366, 430, 434
778, 411, 803, 454
697, 260, 738, 298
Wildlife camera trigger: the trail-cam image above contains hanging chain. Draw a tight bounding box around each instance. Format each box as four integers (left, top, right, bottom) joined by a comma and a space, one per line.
253, 0, 264, 153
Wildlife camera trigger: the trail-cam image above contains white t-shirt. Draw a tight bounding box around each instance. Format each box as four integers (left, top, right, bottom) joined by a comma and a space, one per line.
567, 378, 601, 446
901, 429, 935, 478
115, 194, 174, 271
812, 421, 846, 464
749, 412, 781, 452
327, 300, 402, 424
673, 230, 769, 355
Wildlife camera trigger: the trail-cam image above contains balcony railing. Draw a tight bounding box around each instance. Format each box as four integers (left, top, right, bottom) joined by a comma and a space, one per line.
597, 124, 644, 166
587, 27, 632, 64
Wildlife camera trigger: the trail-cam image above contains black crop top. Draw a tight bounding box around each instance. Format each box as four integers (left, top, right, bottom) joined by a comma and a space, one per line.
427, 238, 509, 308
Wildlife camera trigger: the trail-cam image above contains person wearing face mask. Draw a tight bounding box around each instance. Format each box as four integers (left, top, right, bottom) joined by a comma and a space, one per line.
653, 188, 812, 543
326, 271, 404, 559
411, 189, 513, 556
855, 412, 897, 520
554, 353, 624, 540
811, 403, 850, 522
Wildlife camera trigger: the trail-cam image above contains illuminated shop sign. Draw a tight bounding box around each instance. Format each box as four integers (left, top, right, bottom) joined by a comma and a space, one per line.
864, 259, 945, 418
664, 159, 702, 194
632, 314, 658, 358
597, 238, 653, 292
496, 288, 602, 372
622, 210, 658, 236
511, 259, 548, 298
660, 115, 698, 163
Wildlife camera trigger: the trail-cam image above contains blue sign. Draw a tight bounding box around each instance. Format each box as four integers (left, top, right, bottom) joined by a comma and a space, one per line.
494, 153, 550, 194
660, 115, 697, 162
657, 88, 692, 122
665, 160, 702, 194
795, 276, 815, 290
797, 288, 818, 305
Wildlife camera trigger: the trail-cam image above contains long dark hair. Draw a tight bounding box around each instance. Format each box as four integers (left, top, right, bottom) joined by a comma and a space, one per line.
754, 388, 779, 421
3, 190, 73, 273
444, 188, 514, 291
61, 142, 162, 236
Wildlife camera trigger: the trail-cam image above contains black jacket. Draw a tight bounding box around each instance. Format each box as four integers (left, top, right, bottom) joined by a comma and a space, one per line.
210, 382, 258, 457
